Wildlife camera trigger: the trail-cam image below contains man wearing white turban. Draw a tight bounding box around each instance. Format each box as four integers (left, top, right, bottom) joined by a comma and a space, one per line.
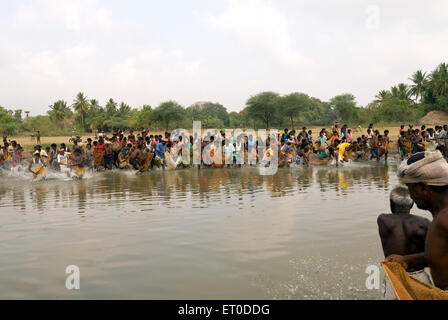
385, 150, 448, 290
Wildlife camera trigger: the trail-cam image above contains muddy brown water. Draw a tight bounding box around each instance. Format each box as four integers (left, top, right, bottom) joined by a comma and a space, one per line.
0, 160, 431, 299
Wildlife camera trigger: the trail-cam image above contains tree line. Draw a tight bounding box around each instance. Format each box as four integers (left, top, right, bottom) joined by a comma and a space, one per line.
365, 62, 448, 124
1, 62, 447, 136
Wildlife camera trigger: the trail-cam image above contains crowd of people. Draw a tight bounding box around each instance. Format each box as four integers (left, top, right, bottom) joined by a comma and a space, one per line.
1, 122, 447, 179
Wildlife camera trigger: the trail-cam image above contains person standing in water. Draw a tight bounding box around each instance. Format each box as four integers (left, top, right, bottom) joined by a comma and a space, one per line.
129, 144, 143, 171
377, 185, 431, 299
154, 138, 167, 169
69, 148, 86, 179
28, 152, 46, 179
398, 131, 407, 160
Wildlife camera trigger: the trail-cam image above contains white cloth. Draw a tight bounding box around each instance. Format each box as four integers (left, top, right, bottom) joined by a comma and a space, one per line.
398, 150, 448, 186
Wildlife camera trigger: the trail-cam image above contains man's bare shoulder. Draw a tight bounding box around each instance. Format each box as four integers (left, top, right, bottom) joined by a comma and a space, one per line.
403, 214, 431, 225
434, 209, 448, 234
377, 214, 399, 231
403, 214, 430, 238
377, 213, 401, 221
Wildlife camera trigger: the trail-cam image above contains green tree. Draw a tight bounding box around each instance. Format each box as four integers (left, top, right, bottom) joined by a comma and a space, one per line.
85, 107, 105, 131
329, 94, 357, 123
377, 97, 420, 123
72, 92, 90, 130
48, 100, 72, 125
89, 99, 101, 110
186, 103, 204, 122
397, 83, 410, 100
374, 90, 391, 104
277, 92, 310, 129
201, 102, 229, 127
0, 106, 19, 135
240, 106, 259, 129
186, 101, 229, 128
429, 63, 448, 97
13, 109, 22, 122
228, 111, 244, 128
135, 105, 153, 129
246, 92, 279, 129
151, 101, 185, 130
303, 98, 336, 126
105, 98, 118, 117
118, 102, 131, 116
409, 70, 427, 103
26, 115, 59, 135
204, 117, 224, 128
390, 86, 399, 98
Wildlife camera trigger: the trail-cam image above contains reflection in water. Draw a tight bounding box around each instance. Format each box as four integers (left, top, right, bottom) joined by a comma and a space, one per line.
0, 163, 408, 299
0, 164, 392, 213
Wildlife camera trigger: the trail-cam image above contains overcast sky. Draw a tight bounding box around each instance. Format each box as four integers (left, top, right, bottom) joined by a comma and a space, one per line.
0, 0, 447, 115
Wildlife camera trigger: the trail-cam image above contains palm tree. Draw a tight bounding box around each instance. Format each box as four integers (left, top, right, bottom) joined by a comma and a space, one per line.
72, 92, 89, 129
390, 86, 399, 98
49, 100, 72, 128
89, 99, 101, 110
374, 90, 390, 104
49, 100, 69, 121
118, 102, 131, 116
105, 98, 118, 117
409, 70, 427, 103
429, 63, 448, 97
397, 83, 410, 100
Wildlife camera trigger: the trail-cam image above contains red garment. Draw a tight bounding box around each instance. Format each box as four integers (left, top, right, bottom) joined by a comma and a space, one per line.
95, 144, 106, 151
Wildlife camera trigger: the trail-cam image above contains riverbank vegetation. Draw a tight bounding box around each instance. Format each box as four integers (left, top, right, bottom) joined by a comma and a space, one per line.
1, 62, 447, 136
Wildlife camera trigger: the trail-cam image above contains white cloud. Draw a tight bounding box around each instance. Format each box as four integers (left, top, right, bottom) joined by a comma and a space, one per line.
109, 50, 203, 89
15, 3, 38, 28
0, 41, 206, 113
1, 0, 447, 114
208, 0, 312, 69
14, 0, 109, 31
1, 0, 207, 114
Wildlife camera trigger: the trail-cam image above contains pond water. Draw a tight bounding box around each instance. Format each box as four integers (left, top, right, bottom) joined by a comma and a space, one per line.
0, 159, 432, 299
